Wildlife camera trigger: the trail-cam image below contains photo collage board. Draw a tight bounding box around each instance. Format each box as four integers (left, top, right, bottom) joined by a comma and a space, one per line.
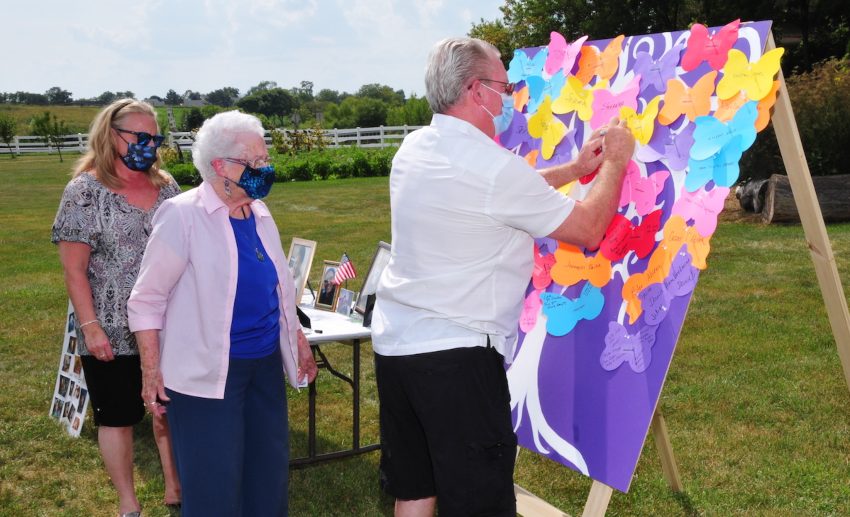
49, 301, 90, 437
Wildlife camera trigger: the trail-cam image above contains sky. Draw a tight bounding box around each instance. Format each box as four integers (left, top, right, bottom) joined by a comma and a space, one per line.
3, 0, 503, 101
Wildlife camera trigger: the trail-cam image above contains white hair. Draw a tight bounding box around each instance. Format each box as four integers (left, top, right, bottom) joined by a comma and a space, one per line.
424, 37, 500, 114
192, 111, 265, 181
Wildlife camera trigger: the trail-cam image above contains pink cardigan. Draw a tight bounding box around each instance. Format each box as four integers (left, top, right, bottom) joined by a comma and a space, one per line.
128, 181, 301, 398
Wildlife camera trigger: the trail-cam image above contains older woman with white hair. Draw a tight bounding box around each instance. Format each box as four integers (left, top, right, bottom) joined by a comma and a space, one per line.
128, 110, 318, 517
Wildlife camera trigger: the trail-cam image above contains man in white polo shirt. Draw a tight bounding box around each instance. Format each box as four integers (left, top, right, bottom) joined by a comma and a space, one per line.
371, 36, 635, 517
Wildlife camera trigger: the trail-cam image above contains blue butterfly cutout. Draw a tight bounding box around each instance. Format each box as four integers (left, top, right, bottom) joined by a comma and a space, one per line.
540, 283, 605, 337
689, 101, 758, 161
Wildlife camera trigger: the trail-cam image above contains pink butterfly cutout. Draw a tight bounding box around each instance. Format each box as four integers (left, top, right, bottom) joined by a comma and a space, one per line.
590, 75, 640, 129
545, 32, 588, 77
681, 19, 741, 71
671, 185, 730, 237
618, 161, 670, 216
520, 289, 544, 333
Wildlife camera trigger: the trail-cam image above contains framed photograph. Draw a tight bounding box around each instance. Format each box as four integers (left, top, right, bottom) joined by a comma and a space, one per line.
355, 241, 391, 315
287, 237, 317, 305
336, 288, 356, 316
315, 260, 341, 311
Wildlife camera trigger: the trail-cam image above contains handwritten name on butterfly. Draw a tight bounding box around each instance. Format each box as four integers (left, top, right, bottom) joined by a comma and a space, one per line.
601, 321, 658, 373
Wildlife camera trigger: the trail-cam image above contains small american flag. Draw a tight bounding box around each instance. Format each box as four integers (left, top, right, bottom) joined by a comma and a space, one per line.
332, 253, 357, 285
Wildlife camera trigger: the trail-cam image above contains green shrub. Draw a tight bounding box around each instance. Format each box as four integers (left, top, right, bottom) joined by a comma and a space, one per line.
741, 57, 850, 180
166, 162, 201, 186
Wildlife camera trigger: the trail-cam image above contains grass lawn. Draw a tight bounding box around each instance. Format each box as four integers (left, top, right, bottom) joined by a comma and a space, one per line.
0, 105, 192, 135
0, 154, 848, 516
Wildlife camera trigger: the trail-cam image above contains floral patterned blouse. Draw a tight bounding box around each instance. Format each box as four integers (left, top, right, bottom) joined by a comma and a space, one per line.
51, 173, 181, 356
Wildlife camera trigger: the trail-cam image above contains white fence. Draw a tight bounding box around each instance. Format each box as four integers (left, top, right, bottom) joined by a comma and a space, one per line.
0, 125, 424, 155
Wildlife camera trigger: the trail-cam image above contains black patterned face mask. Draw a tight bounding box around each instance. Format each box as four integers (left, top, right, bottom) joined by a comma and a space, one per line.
113, 127, 163, 172
236, 165, 276, 199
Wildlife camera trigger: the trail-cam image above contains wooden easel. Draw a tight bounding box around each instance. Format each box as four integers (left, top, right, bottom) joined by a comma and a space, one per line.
514, 32, 850, 517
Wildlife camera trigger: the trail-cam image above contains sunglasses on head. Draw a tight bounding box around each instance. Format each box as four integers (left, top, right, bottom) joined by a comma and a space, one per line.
112, 127, 166, 147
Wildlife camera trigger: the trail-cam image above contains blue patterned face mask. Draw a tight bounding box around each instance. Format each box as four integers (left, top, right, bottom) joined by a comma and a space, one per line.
479, 82, 514, 136
236, 164, 276, 199
113, 127, 164, 172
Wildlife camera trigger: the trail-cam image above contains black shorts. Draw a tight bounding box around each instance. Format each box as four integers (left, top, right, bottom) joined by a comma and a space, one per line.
374, 345, 517, 517
79, 355, 145, 427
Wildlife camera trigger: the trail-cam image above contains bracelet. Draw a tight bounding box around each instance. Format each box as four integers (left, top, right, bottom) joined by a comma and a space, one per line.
79, 319, 99, 329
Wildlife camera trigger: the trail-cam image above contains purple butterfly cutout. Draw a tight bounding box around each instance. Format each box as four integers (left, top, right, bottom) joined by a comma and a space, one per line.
637, 123, 695, 171
638, 245, 699, 325
500, 110, 538, 156
633, 44, 684, 93
535, 125, 578, 168
600, 321, 658, 373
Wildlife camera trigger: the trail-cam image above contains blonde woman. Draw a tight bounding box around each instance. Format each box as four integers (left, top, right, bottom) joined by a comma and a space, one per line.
52, 99, 181, 517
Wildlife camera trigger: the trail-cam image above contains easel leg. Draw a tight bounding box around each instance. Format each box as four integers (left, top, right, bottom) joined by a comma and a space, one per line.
651, 409, 683, 492
581, 481, 613, 517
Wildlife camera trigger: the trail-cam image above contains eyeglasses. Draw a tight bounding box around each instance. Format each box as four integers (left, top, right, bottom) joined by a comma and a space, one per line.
112, 127, 166, 147
222, 156, 272, 169
476, 78, 516, 95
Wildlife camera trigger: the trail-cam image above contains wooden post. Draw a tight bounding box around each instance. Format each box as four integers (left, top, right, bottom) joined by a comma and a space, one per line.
581, 481, 614, 517
766, 33, 850, 393
651, 410, 683, 492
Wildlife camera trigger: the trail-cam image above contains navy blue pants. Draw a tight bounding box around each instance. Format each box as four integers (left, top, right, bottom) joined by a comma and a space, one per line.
166, 348, 289, 517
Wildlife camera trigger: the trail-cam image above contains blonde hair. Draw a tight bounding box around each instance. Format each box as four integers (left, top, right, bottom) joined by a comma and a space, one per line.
73, 98, 170, 189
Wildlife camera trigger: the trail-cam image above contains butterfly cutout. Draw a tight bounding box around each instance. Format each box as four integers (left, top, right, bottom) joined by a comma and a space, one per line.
500, 110, 535, 151
681, 19, 740, 71
686, 135, 744, 191
535, 127, 579, 168
634, 43, 683, 93
550, 243, 612, 288
622, 245, 672, 324
545, 32, 588, 77
672, 184, 729, 237
690, 101, 757, 161
532, 242, 557, 289
540, 283, 605, 337
524, 149, 540, 168
659, 216, 710, 270
621, 95, 662, 145
590, 75, 640, 129
529, 71, 567, 114
619, 161, 670, 215
513, 85, 530, 112
528, 96, 567, 160
551, 75, 601, 121
714, 79, 778, 132
638, 245, 699, 325
600, 321, 658, 373
658, 71, 717, 125
599, 209, 662, 262
520, 288, 544, 333
508, 48, 548, 84
717, 48, 785, 101
637, 123, 695, 171
576, 35, 625, 84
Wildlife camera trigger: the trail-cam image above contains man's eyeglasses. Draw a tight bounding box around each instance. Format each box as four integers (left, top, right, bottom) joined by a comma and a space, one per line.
222, 157, 273, 169
476, 78, 516, 95
112, 127, 166, 147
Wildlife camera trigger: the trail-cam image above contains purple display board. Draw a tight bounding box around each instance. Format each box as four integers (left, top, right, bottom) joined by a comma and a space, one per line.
502, 21, 779, 492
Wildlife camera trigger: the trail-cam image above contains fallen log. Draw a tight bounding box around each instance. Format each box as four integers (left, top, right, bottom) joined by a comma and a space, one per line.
762, 173, 850, 223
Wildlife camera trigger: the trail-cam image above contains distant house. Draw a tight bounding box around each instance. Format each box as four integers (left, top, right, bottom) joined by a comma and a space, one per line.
183, 98, 208, 107
144, 97, 165, 107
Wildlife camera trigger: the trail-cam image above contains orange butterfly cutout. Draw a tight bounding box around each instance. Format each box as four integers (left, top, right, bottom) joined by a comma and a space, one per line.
550, 243, 613, 288
622, 245, 672, 324
659, 216, 711, 270
514, 86, 530, 112
658, 71, 717, 125
714, 79, 779, 132
524, 149, 539, 168
576, 35, 624, 85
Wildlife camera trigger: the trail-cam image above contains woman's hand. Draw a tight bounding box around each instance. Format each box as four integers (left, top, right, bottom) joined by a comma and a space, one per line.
296, 330, 318, 385
141, 366, 169, 417
82, 323, 114, 361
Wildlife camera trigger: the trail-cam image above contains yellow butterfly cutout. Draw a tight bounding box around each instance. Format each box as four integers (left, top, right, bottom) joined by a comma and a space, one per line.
551, 243, 613, 288
557, 181, 575, 195
576, 35, 624, 85
620, 95, 662, 145
717, 47, 785, 101
621, 245, 672, 324
658, 71, 717, 125
552, 76, 597, 121
527, 96, 567, 160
